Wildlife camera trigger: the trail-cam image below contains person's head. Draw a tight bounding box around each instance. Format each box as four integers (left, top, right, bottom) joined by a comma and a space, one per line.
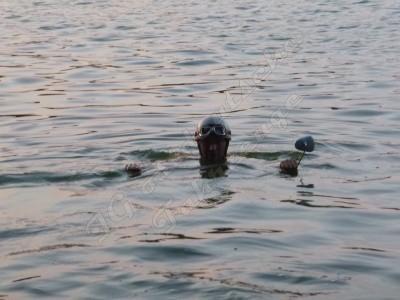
195, 116, 231, 165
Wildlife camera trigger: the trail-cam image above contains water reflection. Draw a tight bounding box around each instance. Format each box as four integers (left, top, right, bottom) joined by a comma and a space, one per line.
199, 162, 228, 178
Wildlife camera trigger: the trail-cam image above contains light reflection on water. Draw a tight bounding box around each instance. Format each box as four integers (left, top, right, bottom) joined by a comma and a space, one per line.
1, 0, 400, 299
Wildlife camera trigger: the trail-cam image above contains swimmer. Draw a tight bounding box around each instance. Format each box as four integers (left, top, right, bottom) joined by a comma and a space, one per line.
125, 116, 299, 176
194, 116, 231, 166
195, 116, 298, 175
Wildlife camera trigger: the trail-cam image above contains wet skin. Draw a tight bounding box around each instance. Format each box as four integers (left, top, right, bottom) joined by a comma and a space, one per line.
279, 159, 298, 176
125, 163, 142, 177
198, 138, 228, 166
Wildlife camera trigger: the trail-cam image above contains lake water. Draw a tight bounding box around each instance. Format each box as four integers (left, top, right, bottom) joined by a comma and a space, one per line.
1, 0, 399, 299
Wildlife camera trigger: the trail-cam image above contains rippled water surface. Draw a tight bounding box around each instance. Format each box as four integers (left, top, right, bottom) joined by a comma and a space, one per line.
1, 0, 400, 299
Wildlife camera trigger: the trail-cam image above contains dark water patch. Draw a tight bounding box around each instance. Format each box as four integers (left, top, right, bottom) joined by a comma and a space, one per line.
175, 59, 218, 66
196, 191, 233, 209
337, 109, 388, 117
297, 191, 359, 201
14, 76, 43, 84
268, 35, 291, 41
95, 224, 145, 237
0, 114, 41, 118
12, 276, 41, 283
207, 227, 282, 234
39, 24, 76, 31
0, 170, 123, 186
310, 259, 385, 274
210, 236, 289, 251
8, 243, 90, 256
387, 272, 400, 284
128, 150, 185, 161
161, 190, 234, 215
232, 151, 299, 161
33, 1, 46, 6
163, 49, 214, 56
138, 233, 203, 243
44, 103, 190, 110
334, 200, 361, 206
5, 285, 52, 297
342, 176, 391, 183
61, 63, 122, 72
5, 13, 22, 19
7, 276, 84, 297
235, 6, 251, 10
73, 130, 97, 136
123, 275, 209, 298
38, 92, 65, 96
342, 247, 386, 253
109, 245, 212, 262
368, 128, 400, 137
298, 83, 318, 87
227, 162, 256, 171
153, 271, 326, 297
254, 272, 347, 286
61, 211, 96, 217
0, 64, 26, 68
185, 105, 267, 116
0, 227, 52, 240
381, 207, 400, 212
281, 199, 357, 209
128, 59, 161, 65
297, 183, 314, 188
306, 163, 336, 170
89, 35, 122, 42
75, 1, 93, 5
149, 81, 216, 88
115, 25, 136, 30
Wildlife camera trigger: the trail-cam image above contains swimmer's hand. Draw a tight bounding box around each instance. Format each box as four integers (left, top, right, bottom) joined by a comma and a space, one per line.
280, 159, 298, 176
125, 163, 142, 177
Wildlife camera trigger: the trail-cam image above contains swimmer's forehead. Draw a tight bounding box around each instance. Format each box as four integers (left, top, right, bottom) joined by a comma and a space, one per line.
197, 116, 230, 130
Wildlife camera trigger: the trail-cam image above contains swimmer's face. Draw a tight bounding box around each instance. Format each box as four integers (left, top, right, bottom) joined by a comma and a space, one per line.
195, 116, 231, 165
198, 136, 228, 164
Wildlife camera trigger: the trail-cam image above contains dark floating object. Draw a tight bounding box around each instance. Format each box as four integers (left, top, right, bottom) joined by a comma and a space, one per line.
295, 136, 315, 167
295, 136, 315, 153
297, 183, 314, 188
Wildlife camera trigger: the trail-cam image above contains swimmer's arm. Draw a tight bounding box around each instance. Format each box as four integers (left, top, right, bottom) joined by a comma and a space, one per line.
125, 163, 142, 177
279, 159, 298, 176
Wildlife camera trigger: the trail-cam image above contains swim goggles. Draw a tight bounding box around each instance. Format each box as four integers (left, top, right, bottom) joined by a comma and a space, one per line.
198, 125, 227, 138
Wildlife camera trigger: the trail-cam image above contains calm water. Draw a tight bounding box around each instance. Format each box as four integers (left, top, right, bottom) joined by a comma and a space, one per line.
1, 0, 399, 299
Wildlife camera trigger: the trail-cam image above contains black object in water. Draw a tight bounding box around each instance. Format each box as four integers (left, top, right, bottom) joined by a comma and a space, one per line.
295, 136, 315, 167
295, 136, 315, 153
